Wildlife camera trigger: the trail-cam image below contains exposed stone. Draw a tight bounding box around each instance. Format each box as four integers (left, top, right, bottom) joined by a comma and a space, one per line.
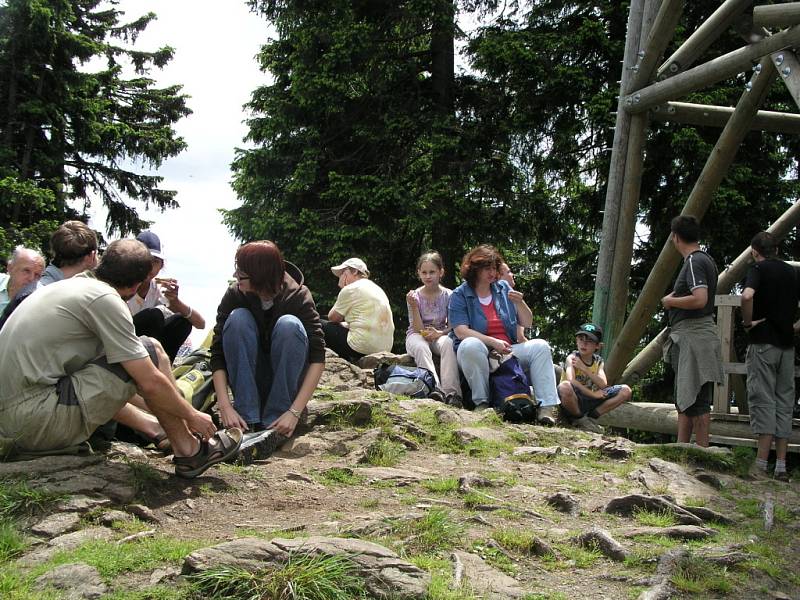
21, 527, 115, 566
0, 454, 104, 477
604, 494, 704, 526
127, 504, 160, 523
275, 435, 331, 458
458, 472, 493, 493
183, 536, 430, 599
99, 510, 134, 526
318, 352, 369, 390
638, 547, 688, 600
149, 566, 180, 585
512, 446, 562, 457
588, 437, 635, 459
34, 563, 107, 599
693, 471, 725, 490
546, 492, 580, 516
103, 483, 137, 503
305, 396, 373, 428
451, 550, 526, 598
434, 408, 464, 425
55, 495, 112, 513
453, 427, 509, 445
31, 512, 81, 538
107, 441, 149, 461
623, 525, 717, 540
358, 352, 416, 370
678, 504, 733, 525
646, 458, 717, 503
572, 527, 628, 562
359, 467, 430, 485
286, 472, 317, 484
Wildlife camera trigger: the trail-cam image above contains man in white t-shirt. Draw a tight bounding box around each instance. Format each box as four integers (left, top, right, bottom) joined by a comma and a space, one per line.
0, 246, 45, 313
127, 231, 205, 363
323, 257, 394, 363
0, 239, 240, 477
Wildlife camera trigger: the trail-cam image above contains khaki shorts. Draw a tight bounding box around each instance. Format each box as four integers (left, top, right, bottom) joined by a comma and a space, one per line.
747, 343, 795, 438
0, 338, 157, 453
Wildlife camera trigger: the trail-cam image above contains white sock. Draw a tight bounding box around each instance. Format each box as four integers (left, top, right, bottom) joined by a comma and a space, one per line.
775, 459, 787, 473
756, 458, 768, 471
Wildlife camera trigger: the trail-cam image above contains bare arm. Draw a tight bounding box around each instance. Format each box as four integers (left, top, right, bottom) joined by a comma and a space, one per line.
662, 286, 708, 311
328, 308, 344, 323
122, 356, 216, 439
508, 290, 533, 328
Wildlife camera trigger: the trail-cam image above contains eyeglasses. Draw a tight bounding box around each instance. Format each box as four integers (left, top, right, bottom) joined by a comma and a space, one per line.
233, 270, 250, 281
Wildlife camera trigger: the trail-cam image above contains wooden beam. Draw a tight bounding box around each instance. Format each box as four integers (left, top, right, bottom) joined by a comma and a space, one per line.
592, 0, 646, 346
650, 101, 800, 134
627, 25, 800, 113
753, 3, 800, 29
771, 50, 800, 112
630, 0, 686, 91
606, 57, 777, 383
596, 402, 800, 448
658, 0, 754, 79
618, 199, 800, 384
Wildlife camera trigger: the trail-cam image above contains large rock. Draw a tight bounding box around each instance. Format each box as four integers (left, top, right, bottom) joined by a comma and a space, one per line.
35, 563, 107, 599
319, 352, 369, 391
358, 352, 416, 370
572, 527, 628, 562
451, 550, 526, 599
31, 512, 81, 538
623, 525, 717, 540
453, 427, 509, 445
604, 494, 704, 526
645, 458, 717, 503
358, 467, 432, 485
0, 454, 104, 477
183, 536, 430, 599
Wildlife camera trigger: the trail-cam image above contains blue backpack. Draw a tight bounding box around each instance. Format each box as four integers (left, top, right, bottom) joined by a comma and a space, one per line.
373, 363, 436, 399
490, 356, 537, 422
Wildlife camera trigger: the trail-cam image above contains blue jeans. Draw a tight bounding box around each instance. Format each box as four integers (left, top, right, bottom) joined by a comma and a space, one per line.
222, 309, 308, 427
457, 337, 560, 408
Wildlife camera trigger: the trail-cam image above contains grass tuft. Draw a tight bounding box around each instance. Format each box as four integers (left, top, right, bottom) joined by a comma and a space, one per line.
0, 519, 27, 563
670, 557, 734, 595
319, 467, 365, 486
189, 552, 369, 599
423, 478, 460, 495
391, 509, 464, 554
0, 479, 64, 519
632, 507, 678, 528
363, 436, 405, 467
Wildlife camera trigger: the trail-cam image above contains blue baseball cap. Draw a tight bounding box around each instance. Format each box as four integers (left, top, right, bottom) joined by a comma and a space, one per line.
136, 230, 164, 260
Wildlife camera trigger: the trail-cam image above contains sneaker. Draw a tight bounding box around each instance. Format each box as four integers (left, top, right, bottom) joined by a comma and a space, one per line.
774, 470, 790, 482
537, 405, 557, 426
429, 389, 446, 403
572, 415, 604, 434
234, 429, 287, 465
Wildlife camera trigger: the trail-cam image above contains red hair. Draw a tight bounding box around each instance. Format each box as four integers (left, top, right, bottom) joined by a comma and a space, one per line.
460, 244, 502, 288
236, 241, 285, 296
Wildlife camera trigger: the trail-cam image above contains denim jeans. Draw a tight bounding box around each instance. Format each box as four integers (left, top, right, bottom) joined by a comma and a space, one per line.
456, 337, 559, 408
222, 308, 308, 427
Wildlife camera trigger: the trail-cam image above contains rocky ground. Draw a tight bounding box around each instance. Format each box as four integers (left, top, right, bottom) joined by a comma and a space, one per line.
1, 353, 799, 600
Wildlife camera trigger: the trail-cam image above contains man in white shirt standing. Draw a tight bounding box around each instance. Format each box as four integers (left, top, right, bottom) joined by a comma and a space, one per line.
127, 231, 205, 363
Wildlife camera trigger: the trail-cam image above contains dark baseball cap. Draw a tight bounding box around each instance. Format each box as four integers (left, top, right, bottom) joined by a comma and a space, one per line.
575, 323, 602, 343
136, 230, 164, 260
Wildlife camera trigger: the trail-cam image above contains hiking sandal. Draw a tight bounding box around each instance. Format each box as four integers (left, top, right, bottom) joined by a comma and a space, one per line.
148, 432, 172, 454
173, 428, 243, 479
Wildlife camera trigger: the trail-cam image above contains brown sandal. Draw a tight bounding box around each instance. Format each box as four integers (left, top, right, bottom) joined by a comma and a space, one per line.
173, 428, 243, 479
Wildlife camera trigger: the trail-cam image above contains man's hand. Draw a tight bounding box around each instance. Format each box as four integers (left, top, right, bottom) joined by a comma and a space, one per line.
186, 410, 217, 441
661, 292, 675, 309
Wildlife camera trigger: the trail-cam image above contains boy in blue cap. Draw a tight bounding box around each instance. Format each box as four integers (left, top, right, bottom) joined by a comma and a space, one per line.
557, 323, 632, 432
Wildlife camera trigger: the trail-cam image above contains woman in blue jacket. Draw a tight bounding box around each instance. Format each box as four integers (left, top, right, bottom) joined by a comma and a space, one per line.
448, 245, 559, 424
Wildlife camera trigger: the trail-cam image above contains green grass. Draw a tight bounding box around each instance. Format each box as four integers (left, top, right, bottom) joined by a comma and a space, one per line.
670, 557, 735, 595
363, 436, 405, 467
318, 467, 365, 486
390, 509, 464, 554
632, 507, 678, 528
423, 477, 460, 495
471, 541, 516, 574
638, 444, 752, 477
0, 519, 27, 563
491, 528, 552, 557
41, 536, 206, 579
0, 567, 60, 600
544, 543, 602, 570
124, 459, 167, 495
102, 586, 190, 600
188, 552, 369, 600
0, 479, 64, 519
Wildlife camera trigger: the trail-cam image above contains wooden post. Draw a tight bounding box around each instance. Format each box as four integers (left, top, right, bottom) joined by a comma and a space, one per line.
605, 57, 778, 383
592, 0, 646, 342
753, 3, 800, 29
771, 50, 800, 112
650, 101, 800, 134
658, 0, 754, 78
713, 295, 739, 413
626, 25, 800, 114
602, 0, 686, 353
617, 199, 800, 384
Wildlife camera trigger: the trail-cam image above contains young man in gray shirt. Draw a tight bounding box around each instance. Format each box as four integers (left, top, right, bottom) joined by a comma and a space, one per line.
661, 215, 723, 447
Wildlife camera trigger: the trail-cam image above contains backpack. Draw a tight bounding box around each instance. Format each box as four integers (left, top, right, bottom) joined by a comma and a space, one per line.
373, 363, 436, 399
490, 356, 538, 423
172, 347, 217, 413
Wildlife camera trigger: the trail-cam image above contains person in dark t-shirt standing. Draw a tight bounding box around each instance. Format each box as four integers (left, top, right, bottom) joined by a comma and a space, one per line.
662, 215, 723, 447
741, 231, 799, 481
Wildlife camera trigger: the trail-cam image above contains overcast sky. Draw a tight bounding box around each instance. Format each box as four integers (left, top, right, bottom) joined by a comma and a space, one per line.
87, 0, 272, 344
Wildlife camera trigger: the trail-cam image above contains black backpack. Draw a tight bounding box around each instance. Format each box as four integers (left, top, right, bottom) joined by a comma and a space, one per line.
489, 356, 538, 423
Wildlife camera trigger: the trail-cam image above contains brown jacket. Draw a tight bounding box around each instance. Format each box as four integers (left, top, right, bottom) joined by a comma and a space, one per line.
210, 261, 325, 373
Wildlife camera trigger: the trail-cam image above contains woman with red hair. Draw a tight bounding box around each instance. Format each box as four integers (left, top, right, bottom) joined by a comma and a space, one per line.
448, 245, 559, 424
210, 241, 325, 438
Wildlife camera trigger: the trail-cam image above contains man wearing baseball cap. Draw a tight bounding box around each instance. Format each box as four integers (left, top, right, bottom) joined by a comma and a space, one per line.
323, 257, 394, 363
127, 231, 205, 363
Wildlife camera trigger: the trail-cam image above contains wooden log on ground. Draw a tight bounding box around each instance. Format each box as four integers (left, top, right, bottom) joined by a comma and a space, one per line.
754, 3, 800, 29
650, 102, 800, 134
658, 0, 754, 78
596, 402, 800, 446
626, 25, 800, 113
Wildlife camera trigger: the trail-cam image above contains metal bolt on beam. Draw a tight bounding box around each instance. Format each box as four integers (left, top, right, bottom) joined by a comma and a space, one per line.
745, 81, 753, 92
776, 54, 785, 66
634, 93, 641, 103
669, 63, 679, 73
638, 50, 646, 58
783, 66, 792, 77
754, 63, 762, 72
667, 105, 676, 113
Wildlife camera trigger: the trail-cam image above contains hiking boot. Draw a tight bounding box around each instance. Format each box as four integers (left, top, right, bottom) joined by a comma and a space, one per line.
234, 429, 287, 465
445, 394, 463, 409
429, 389, 446, 403
572, 415, 604, 434
774, 470, 790, 483
537, 405, 556, 426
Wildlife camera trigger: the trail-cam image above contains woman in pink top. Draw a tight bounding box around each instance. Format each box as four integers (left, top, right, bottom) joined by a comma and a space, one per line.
405, 252, 460, 405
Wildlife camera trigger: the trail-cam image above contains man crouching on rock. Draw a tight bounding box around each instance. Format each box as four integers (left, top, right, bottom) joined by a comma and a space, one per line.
0, 239, 242, 478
